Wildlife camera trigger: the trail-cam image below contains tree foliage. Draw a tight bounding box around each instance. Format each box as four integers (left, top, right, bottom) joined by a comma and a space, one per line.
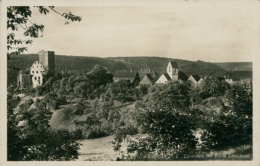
201, 82, 252, 150
7, 6, 81, 59
7, 97, 80, 161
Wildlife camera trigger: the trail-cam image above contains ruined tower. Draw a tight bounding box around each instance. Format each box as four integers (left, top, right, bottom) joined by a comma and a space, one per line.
38, 50, 55, 78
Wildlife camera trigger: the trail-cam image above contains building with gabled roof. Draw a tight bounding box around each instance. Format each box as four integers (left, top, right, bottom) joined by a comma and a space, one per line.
155, 73, 172, 84
155, 61, 188, 84
138, 69, 159, 80
30, 50, 56, 88
188, 74, 203, 84
139, 74, 160, 86
167, 61, 178, 81
113, 70, 140, 83
178, 71, 189, 81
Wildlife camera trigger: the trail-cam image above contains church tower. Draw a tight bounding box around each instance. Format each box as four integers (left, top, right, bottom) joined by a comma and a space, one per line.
167, 61, 178, 81
38, 50, 55, 78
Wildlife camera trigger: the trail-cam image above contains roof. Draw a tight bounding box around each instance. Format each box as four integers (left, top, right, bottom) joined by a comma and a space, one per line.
178, 71, 188, 81
163, 73, 172, 80
169, 61, 178, 68
113, 70, 138, 80
138, 69, 158, 78
139, 74, 154, 85
190, 75, 201, 82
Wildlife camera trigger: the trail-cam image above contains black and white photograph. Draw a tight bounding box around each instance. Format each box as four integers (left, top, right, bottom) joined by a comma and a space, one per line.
1, 0, 260, 165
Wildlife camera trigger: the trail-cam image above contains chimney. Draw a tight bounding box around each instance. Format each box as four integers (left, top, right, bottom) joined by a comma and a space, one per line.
131, 70, 132, 72
149, 69, 151, 72
141, 69, 142, 71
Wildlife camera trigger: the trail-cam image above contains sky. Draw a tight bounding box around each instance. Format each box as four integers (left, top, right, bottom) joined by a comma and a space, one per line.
8, 0, 260, 62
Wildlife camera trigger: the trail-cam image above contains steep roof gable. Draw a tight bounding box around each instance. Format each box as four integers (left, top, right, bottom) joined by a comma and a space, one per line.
178, 71, 188, 81
163, 73, 172, 80
169, 61, 178, 68
190, 75, 201, 82
139, 74, 154, 85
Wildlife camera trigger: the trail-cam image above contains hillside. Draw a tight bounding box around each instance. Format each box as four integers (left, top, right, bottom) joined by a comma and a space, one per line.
214, 62, 252, 71
108, 57, 227, 77
9, 54, 252, 86
7, 54, 128, 85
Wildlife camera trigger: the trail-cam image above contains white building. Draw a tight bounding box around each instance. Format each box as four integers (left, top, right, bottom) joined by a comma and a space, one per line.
188, 75, 203, 85
30, 50, 55, 88
30, 61, 45, 88
156, 61, 180, 84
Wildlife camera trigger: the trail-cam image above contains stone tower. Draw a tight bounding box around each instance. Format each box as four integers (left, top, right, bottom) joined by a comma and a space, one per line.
39, 50, 55, 78
167, 61, 178, 81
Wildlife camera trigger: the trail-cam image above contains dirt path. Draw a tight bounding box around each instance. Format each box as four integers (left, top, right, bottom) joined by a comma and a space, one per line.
77, 135, 129, 161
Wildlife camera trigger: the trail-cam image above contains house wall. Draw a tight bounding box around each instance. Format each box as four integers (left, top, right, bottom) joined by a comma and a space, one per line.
156, 75, 168, 84
167, 62, 178, 81
139, 75, 153, 86
188, 76, 197, 84
30, 61, 45, 88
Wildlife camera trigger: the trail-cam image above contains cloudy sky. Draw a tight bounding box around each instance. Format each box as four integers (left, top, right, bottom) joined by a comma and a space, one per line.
9, 0, 260, 62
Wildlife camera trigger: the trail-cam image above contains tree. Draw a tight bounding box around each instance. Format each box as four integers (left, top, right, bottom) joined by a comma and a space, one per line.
7, 98, 80, 161
112, 81, 197, 160
88, 64, 113, 86
7, 6, 82, 59
201, 82, 252, 150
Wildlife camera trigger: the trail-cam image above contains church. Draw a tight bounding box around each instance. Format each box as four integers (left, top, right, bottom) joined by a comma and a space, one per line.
155, 61, 188, 84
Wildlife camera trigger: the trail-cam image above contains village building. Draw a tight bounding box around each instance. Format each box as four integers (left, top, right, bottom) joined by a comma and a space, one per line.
138, 68, 160, 86
155, 61, 188, 84
17, 70, 32, 89
188, 75, 203, 85
30, 50, 55, 88
139, 74, 160, 86
155, 73, 172, 84
113, 70, 140, 84
224, 75, 233, 84
138, 69, 159, 80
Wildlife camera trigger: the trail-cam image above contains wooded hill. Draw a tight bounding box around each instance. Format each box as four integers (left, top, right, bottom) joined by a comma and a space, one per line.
214, 62, 252, 71
7, 54, 252, 85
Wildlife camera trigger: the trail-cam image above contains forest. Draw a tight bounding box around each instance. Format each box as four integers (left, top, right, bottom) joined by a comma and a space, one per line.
8, 63, 252, 161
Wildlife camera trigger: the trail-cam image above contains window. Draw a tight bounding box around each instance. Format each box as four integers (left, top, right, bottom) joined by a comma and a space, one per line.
32, 71, 34, 73
38, 77, 40, 80
35, 77, 37, 80
36, 71, 38, 73
37, 66, 38, 68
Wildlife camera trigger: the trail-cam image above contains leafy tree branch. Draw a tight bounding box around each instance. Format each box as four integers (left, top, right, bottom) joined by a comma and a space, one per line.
7, 6, 82, 59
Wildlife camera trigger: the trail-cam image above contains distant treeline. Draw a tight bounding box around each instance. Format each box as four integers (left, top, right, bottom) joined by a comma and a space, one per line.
214, 62, 252, 71
7, 54, 252, 86
108, 57, 228, 76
